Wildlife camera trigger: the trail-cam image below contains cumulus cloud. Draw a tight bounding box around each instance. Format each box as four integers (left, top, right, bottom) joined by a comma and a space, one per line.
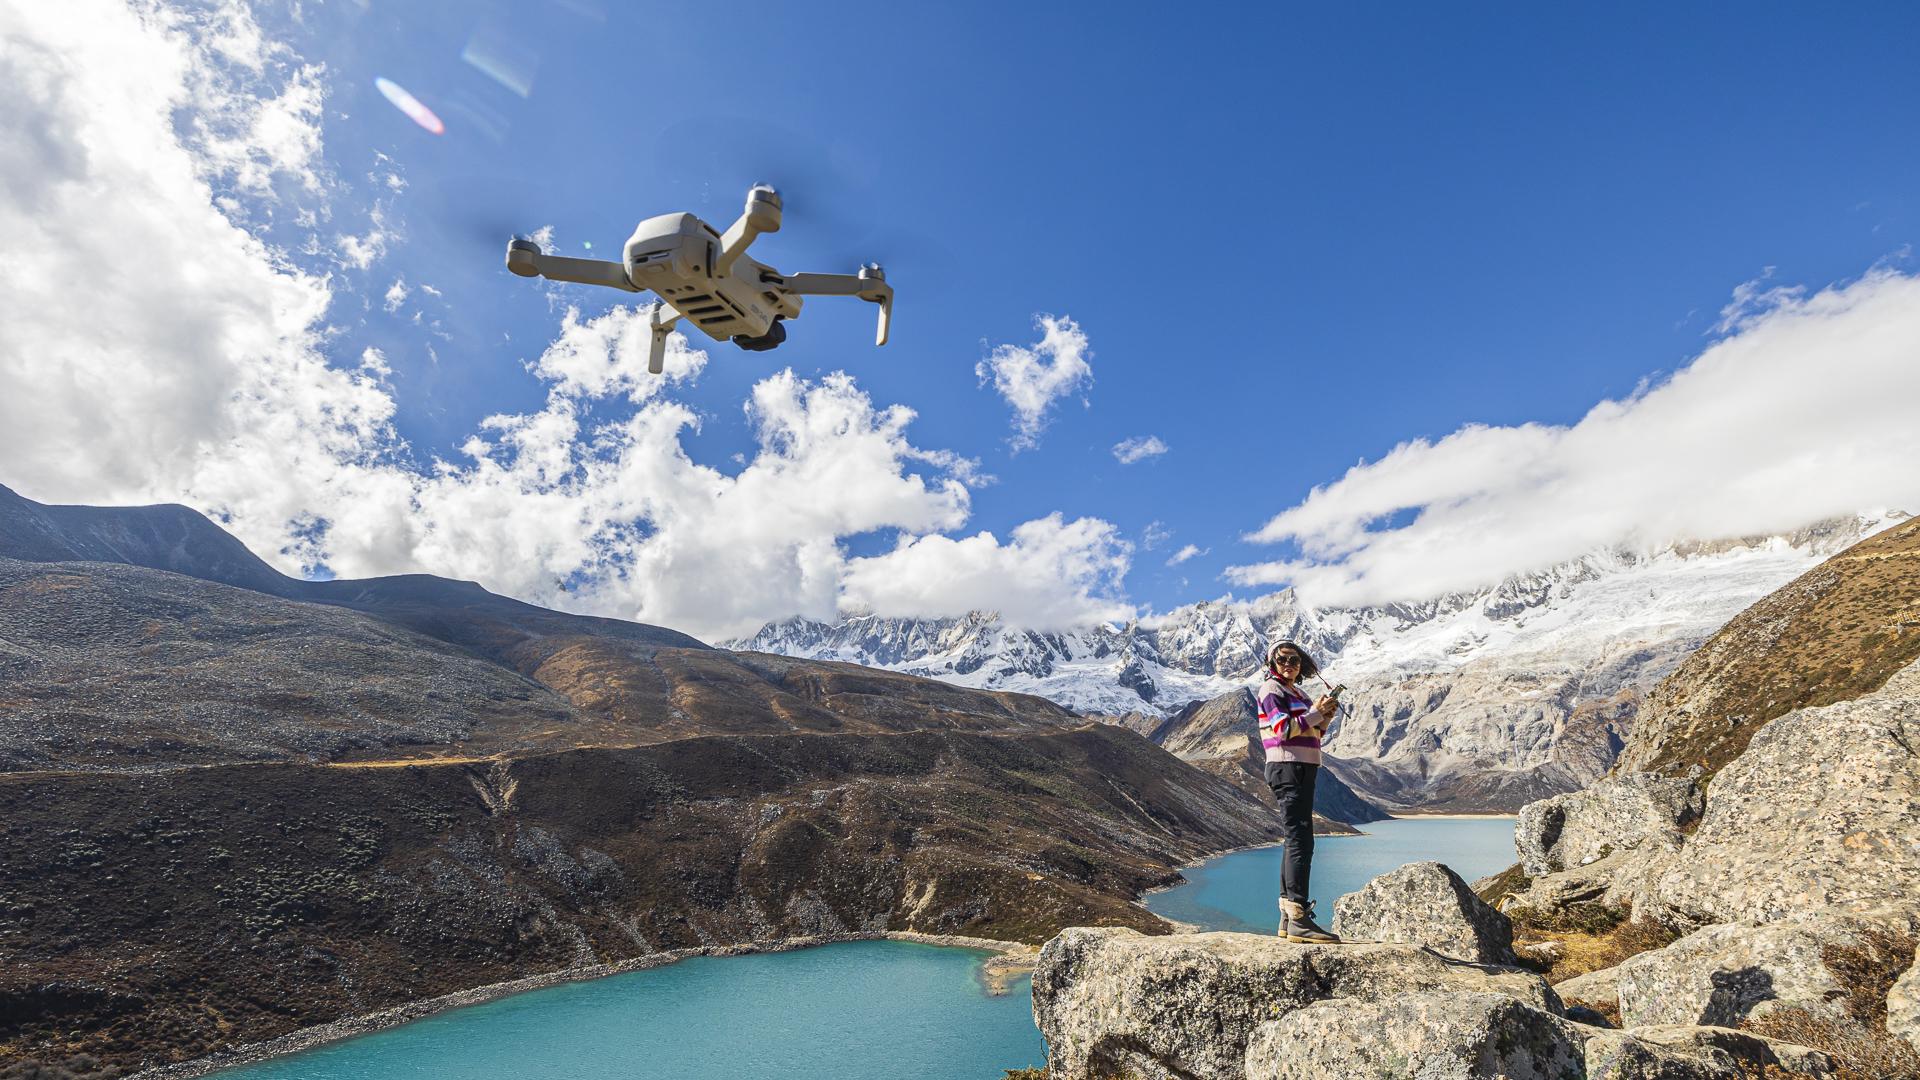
0, 2, 1134, 642
382, 276, 408, 313
1112, 434, 1169, 464
842, 514, 1133, 629
1166, 544, 1204, 566
1227, 267, 1920, 607
976, 314, 1092, 450
1142, 520, 1172, 550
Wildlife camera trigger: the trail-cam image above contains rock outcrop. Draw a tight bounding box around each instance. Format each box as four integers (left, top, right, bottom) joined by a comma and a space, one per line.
1610, 913, 1891, 1028
1242, 991, 1587, 1080
1029, 926, 1844, 1079
1030, 927, 1560, 1080
1514, 773, 1704, 878
1640, 659, 1920, 931
1330, 860, 1517, 965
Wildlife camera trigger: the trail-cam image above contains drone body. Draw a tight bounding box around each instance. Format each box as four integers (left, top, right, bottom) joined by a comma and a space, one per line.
505, 186, 892, 373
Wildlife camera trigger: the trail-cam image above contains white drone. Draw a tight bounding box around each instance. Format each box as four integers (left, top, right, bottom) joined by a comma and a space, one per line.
505, 185, 893, 373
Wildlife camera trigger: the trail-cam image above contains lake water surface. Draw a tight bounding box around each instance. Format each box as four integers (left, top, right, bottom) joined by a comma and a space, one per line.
212, 816, 1515, 1079
1142, 816, 1519, 934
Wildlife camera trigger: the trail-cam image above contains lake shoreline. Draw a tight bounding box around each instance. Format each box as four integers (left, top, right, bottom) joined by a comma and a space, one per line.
125, 931, 1036, 1080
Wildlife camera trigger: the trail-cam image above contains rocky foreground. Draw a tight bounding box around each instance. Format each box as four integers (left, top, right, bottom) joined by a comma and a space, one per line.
1030, 521, 1920, 1079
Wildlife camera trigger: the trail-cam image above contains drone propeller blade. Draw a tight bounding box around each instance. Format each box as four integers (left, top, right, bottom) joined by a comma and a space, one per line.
652, 115, 875, 233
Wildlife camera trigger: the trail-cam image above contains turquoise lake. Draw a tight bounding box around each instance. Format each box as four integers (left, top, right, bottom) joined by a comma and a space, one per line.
213, 816, 1515, 1079
1141, 816, 1518, 934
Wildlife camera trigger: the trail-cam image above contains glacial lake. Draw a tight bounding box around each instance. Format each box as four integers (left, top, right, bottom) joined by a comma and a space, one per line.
212, 817, 1515, 1080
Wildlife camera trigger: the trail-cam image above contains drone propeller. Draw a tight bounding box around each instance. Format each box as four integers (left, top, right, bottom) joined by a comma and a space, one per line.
653, 115, 876, 234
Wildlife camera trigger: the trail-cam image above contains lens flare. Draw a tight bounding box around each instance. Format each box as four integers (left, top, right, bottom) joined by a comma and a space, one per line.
374, 77, 445, 135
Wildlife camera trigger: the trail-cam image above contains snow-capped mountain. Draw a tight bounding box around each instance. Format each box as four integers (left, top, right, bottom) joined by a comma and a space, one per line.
730, 514, 1905, 809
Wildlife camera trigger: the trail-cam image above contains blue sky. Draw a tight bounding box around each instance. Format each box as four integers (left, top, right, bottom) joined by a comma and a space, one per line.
5, 1, 1919, 638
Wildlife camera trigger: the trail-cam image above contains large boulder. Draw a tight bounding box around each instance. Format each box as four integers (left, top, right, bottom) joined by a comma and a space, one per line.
1612, 912, 1890, 1028
1642, 659, 1920, 931
1515, 774, 1704, 877
1331, 860, 1517, 965
1031, 927, 1561, 1080
1242, 991, 1586, 1080
1889, 943, 1920, 1050
1584, 1025, 1835, 1079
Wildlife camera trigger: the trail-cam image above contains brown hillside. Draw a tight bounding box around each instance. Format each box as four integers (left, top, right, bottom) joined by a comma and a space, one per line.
1617, 515, 1920, 777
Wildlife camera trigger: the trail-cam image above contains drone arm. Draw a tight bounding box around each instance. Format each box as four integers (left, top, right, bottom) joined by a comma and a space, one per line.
786, 272, 893, 346
715, 186, 783, 277
506, 246, 640, 293
783, 272, 865, 296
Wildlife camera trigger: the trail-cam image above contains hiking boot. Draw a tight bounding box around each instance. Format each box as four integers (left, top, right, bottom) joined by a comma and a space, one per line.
1278, 898, 1340, 944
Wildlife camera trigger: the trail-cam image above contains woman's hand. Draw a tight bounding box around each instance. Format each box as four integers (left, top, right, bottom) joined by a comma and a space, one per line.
1314, 695, 1339, 719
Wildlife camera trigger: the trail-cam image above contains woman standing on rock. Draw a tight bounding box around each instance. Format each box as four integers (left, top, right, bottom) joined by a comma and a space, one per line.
1258, 640, 1342, 943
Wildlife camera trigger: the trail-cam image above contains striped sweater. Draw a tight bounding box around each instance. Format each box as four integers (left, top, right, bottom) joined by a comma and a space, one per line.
1255, 676, 1330, 765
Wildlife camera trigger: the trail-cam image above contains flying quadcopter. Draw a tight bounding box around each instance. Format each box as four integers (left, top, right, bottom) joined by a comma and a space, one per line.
505, 185, 893, 374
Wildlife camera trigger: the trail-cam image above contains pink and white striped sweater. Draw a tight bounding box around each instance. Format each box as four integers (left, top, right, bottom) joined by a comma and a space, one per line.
1255, 676, 1331, 765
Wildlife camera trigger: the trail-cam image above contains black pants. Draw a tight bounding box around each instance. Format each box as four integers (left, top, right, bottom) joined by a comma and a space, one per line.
1265, 761, 1317, 904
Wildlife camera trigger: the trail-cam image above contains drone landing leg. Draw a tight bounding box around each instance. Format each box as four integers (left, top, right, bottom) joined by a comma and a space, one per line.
648, 305, 681, 375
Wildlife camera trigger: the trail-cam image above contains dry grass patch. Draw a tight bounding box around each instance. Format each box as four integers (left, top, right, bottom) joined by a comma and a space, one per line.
1508, 902, 1679, 986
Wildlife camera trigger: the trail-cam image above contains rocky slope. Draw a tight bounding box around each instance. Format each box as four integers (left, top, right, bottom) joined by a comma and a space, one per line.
0, 486, 1286, 1076
738, 516, 1903, 810
1615, 514, 1920, 777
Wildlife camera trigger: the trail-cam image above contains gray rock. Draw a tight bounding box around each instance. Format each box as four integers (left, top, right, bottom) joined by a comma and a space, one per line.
1331, 860, 1518, 965
1889, 942, 1920, 1049
1581, 1024, 1839, 1079
1613, 911, 1888, 1028
1581, 1030, 1741, 1080
1032, 927, 1561, 1080
1555, 966, 1622, 1014
1242, 991, 1586, 1079
1586, 1025, 1836, 1078
1515, 773, 1703, 878
1642, 659, 1920, 931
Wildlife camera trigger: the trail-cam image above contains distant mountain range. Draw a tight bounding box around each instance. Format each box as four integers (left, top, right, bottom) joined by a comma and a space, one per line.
733, 513, 1907, 810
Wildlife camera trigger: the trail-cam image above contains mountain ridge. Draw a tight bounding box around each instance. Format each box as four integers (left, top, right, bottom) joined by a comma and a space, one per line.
733, 513, 1906, 810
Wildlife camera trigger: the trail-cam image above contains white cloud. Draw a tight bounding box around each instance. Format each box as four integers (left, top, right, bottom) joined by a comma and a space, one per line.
1112, 434, 1169, 464
1142, 520, 1172, 550
976, 314, 1092, 450
1166, 544, 1204, 566
0, 0, 341, 509
335, 205, 390, 269
383, 276, 408, 313
842, 513, 1133, 630
1228, 267, 1920, 607
0, 2, 1138, 643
